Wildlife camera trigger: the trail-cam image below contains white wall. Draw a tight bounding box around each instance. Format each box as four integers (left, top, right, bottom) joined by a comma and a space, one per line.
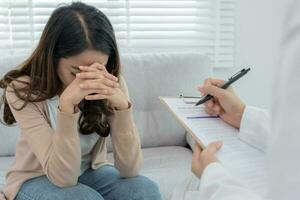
213, 0, 287, 109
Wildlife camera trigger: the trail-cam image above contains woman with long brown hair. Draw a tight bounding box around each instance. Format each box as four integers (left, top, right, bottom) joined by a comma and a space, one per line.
0, 2, 161, 200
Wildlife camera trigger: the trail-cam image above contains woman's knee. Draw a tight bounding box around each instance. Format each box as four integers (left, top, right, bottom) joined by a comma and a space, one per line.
15, 176, 104, 200
53, 184, 104, 200
117, 176, 162, 200
79, 165, 120, 187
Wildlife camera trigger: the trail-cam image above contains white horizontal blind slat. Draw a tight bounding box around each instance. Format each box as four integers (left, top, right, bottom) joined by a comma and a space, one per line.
0, 0, 235, 68
215, 0, 235, 68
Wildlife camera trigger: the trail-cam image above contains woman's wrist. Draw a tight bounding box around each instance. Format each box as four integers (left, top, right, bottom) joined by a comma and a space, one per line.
113, 100, 130, 110
58, 103, 77, 114
59, 97, 78, 114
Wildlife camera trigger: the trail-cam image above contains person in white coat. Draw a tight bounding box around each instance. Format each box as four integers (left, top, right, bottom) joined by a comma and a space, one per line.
177, 0, 300, 199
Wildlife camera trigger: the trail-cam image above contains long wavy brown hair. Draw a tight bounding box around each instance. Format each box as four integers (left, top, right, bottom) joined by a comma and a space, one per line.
0, 2, 121, 137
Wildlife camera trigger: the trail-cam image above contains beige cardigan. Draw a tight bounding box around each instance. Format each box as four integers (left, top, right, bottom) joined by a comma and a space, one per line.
0, 76, 143, 200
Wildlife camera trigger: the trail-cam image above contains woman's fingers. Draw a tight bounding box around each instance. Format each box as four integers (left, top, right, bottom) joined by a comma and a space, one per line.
77, 70, 118, 82
78, 65, 118, 82
85, 94, 108, 100
79, 63, 106, 72
84, 88, 116, 100
77, 71, 118, 83
79, 79, 119, 90
83, 89, 116, 100
103, 78, 119, 88
84, 89, 115, 95
77, 72, 103, 79
90, 62, 107, 71
79, 65, 98, 72
79, 82, 110, 90
104, 72, 118, 82
92, 64, 119, 81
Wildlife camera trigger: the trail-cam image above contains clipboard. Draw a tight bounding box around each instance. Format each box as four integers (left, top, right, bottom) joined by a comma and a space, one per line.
159, 96, 268, 197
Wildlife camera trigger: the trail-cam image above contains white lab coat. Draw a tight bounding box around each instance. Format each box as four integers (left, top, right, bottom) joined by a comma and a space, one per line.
172, 0, 300, 199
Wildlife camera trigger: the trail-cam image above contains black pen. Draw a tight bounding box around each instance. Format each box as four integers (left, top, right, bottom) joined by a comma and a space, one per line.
195, 68, 251, 106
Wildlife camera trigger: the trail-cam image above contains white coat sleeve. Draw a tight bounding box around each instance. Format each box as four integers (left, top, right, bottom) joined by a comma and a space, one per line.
238, 106, 271, 152
194, 163, 263, 200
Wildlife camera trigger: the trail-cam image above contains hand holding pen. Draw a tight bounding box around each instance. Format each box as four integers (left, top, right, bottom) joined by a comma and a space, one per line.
196, 68, 250, 128
195, 68, 250, 106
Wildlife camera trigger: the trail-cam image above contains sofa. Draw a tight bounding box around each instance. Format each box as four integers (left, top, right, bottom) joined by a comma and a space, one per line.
0, 52, 212, 200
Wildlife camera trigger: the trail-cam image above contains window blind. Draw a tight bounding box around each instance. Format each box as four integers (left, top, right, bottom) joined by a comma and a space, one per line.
0, 0, 235, 68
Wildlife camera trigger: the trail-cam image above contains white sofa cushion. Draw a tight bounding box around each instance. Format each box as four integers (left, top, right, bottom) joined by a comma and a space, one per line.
108, 146, 194, 200
1, 146, 193, 200
0, 53, 211, 155
138, 147, 193, 200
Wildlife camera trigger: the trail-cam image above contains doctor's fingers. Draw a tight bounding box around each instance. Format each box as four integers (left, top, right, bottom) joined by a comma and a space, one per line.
204, 99, 221, 113
193, 144, 203, 157
204, 106, 220, 116
204, 78, 225, 87
207, 141, 223, 154
204, 78, 235, 95
198, 86, 214, 110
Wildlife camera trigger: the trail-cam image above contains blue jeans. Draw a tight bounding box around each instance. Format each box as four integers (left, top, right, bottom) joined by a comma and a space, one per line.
15, 165, 162, 200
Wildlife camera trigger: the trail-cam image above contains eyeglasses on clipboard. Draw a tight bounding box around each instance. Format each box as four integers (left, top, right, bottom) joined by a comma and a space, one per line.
179, 94, 201, 104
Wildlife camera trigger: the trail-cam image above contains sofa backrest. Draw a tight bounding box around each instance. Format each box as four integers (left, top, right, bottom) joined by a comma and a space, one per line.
120, 53, 211, 149
0, 53, 211, 156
